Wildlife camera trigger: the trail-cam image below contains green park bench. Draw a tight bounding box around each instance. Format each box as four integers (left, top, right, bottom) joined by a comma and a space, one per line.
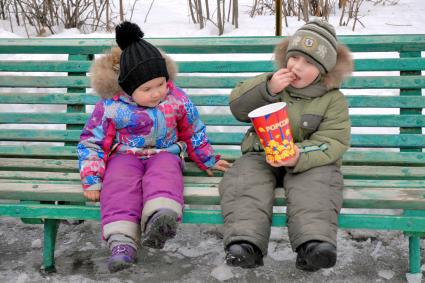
0, 35, 424, 278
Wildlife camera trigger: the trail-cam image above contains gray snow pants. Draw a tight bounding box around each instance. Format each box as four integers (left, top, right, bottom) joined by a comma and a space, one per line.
219, 152, 344, 256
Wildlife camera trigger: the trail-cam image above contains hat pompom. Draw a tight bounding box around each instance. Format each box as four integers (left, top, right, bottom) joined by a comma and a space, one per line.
115, 21, 144, 50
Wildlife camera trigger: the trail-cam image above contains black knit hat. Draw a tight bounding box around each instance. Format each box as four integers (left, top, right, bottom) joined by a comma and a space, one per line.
116, 21, 169, 96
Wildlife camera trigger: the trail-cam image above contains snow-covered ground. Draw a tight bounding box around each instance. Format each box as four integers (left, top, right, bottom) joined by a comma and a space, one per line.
0, 1, 424, 282
1, 217, 424, 283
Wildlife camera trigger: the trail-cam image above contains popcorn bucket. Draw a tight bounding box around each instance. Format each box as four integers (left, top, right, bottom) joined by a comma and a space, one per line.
248, 102, 295, 163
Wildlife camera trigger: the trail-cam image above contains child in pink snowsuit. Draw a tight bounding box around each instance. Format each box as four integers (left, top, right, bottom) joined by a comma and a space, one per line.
77, 21, 230, 272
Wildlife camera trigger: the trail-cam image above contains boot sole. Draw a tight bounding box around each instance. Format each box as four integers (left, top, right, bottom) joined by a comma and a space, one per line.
225, 249, 264, 269
142, 212, 177, 249
108, 258, 135, 273
226, 256, 264, 269
307, 245, 337, 269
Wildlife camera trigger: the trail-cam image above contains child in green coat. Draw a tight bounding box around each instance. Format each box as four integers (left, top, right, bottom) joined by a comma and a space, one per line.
219, 19, 353, 271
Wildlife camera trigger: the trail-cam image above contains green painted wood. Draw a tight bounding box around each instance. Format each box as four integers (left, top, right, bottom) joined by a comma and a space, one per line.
1, 57, 424, 73
0, 203, 100, 220
179, 58, 425, 72
0, 76, 90, 88
349, 115, 425, 127
2, 113, 425, 127
342, 151, 425, 166
178, 76, 425, 89
341, 165, 425, 180
0, 92, 98, 105
66, 55, 89, 148
0, 145, 77, 158
1, 159, 424, 181
350, 134, 425, 148
1, 182, 425, 209
0, 171, 222, 185
0, 35, 424, 54
176, 58, 425, 73
183, 209, 425, 231
20, 200, 44, 224
0, 61, 91, 72
1, 58, 424, 74
346, 95, 425, 108
1, 147, 425, 167
1, 203, 425, 231
1, 129, 424, 148
0, 75, 423, 89
408, 236, 422, 274
2, 93, 425, 109
42, 219, 58, 273
399, 51, 422, 154
354, 58, 425, 71
0, 172, 425, 189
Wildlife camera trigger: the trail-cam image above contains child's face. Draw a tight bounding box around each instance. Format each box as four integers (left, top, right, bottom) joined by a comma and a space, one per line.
132, 77, 167, 107
286, 55, 320, 88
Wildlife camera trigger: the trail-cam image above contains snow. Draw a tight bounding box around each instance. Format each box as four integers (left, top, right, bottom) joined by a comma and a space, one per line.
378, 269, 395, 280
0, 0, 424, 282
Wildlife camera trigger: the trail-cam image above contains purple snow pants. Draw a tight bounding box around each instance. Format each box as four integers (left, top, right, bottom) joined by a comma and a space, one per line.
100, 152, 184, 240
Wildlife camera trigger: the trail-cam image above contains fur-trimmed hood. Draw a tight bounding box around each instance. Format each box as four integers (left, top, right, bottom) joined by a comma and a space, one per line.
90, 47, 178, 99
274, 37, 353, 90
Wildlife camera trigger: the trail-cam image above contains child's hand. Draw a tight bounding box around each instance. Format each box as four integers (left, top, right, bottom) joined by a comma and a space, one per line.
267, 145, 300, 168
84, 190, 100, 202
206, 159, 232, 177
267, 68, 296, 94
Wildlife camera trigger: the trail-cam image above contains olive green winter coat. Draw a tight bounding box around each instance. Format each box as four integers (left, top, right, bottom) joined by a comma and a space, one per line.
230, 73, 351, 173
219, 39, 353, 255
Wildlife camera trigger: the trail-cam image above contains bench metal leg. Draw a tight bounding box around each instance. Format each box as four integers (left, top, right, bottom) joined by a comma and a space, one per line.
406, 236, 423, 282
41, 219, 59, 273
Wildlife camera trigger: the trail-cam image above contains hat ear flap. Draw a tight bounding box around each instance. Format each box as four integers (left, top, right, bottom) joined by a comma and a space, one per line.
322, 44, 353, 89
274, 38, 290, 70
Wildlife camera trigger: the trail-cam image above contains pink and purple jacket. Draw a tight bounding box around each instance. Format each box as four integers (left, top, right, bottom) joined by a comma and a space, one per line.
77, 48, 218, 191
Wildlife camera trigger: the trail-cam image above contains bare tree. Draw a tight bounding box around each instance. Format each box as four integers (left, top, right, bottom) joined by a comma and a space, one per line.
187, 0, 237, 35
230, 0, 238, 31
119, 0, 124, 21
205, 0, 210, 19
188, 0, 197, 23
217, 0, 223, 35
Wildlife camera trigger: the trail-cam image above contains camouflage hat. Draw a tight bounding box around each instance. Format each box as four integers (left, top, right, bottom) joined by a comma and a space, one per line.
286, 19, 338, 73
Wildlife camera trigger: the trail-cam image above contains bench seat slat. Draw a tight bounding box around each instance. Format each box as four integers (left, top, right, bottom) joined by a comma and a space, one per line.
0, 203, 423, 230
1, 182, 424, 210
184, 210, 425, 230
0, 75, 424, 89
1, 158, 424, 179
1, 149, 425, 165
1, 171, 425, 188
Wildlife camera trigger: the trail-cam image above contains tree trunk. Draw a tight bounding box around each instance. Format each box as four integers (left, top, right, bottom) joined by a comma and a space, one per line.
217, 0, 223, 35
205, 0, 209, 19
233, 0, 238, 28
339, 0, 345, 26
106, 0, 110, 31
119, 0, 124, 21
197, 0, 204, 28
13, 0, 20, 25
188, 0, 197, 23
0, 0, 5, 20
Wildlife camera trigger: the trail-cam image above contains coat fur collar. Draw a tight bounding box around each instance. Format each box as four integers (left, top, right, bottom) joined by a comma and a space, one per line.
90, 47, 177, 99
274, 38, 353, 90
